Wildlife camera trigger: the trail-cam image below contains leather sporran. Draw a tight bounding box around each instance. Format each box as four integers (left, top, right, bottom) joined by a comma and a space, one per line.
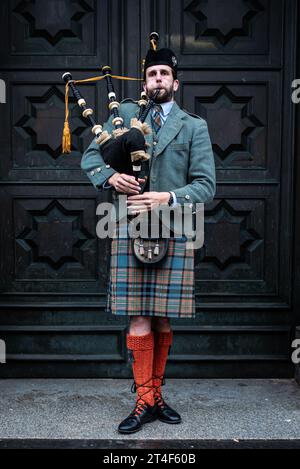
131, 236, 169, 264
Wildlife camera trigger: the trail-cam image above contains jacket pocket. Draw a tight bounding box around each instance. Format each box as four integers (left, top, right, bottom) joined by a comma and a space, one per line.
169, 143, 189, 151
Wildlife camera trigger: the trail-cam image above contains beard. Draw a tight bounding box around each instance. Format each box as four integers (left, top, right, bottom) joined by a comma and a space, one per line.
146, 85, 175, 103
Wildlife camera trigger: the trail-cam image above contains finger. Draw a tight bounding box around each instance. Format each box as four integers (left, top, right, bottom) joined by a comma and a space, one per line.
121, 175, 141, 186
128, 208, 148, 215
118, 181, 141, 193
127, 189, 140, 194
127, 202, 149, 208
128, 191, 150, 198
127, 200, 148, 207
128, 205, 149, 214
119, 184, 140, 191
128, 204, 147, 210
119, 188, 140, 195
127, 195, 149, 201
122, 180, 142, 191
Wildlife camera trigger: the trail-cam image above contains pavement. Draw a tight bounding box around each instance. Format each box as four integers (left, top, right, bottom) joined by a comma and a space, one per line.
0, 378, 299, 448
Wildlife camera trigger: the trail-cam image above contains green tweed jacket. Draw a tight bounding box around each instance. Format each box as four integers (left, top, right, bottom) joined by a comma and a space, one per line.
81, 100, 216, 216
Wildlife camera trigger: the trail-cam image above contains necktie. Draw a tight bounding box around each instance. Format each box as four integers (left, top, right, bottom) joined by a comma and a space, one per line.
152, 104, 163, 133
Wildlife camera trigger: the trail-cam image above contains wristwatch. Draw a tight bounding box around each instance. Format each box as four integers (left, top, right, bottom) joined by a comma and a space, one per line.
167, 192, 174, 206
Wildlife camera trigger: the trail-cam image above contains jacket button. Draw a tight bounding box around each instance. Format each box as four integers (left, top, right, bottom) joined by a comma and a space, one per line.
96, 167, 101, 172
185, 194, 190, 200
153, 141, 157, 146
106, 164, 110, 168
90, 170, 95, 176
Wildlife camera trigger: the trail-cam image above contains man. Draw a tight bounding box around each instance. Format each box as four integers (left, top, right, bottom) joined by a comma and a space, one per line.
81, 47, 216, 434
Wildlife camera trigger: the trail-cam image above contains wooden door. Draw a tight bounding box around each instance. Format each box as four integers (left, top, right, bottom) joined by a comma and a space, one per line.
0, 0, 298, 378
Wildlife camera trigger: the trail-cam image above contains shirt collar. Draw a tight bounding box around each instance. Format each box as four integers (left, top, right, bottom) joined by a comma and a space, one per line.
159, 101, 175, 117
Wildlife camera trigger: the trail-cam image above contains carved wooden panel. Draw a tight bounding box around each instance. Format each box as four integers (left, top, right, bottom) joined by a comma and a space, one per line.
196, 190, 278, 298
0, 0, 297, 378
1, 0, 111, 68
183, 0, 268, 52
11, 80, 96, 170
0, 185, 111, 297
14, 197, 97, 280
0, 71, 117, 182
179, 71, 281, 181
153, 0, 283, 67
11, 0, 96, 54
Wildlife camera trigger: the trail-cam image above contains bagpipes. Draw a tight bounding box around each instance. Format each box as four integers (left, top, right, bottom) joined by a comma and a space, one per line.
61, 32, 170, 264
61, 32, 160, 182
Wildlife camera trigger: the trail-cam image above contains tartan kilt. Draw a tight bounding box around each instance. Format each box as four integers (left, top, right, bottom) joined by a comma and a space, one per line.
105, 222, 195, 318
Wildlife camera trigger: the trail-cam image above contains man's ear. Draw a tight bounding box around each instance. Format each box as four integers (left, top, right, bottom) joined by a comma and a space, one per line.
173, 79, 179, 92
143, 82, 147, 93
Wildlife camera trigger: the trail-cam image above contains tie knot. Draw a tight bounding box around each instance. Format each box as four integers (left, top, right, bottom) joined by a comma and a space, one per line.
154, 104, 162, 114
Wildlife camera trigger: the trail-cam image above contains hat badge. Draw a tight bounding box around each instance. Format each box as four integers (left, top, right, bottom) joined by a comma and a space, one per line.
172, 56, 177, 67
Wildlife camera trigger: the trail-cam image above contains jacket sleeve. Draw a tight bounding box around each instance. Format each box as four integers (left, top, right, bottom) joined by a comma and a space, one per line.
80, 113, 117, 191
172, 119, 216, 205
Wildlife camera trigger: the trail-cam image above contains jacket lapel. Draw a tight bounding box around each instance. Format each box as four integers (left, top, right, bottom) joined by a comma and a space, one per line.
132, 100, 186, 158
155, 102, 185, 157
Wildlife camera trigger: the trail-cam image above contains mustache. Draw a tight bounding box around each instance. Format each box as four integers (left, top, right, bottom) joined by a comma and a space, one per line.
149, 88, 165, 98
145, 87, 174, 103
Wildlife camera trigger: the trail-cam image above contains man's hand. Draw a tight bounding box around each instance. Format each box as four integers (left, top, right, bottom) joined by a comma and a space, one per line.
127, 191, 170, 215
108, 173, 145, 194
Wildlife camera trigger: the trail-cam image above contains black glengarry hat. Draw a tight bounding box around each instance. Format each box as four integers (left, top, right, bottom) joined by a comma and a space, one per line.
143, 48, 178, 79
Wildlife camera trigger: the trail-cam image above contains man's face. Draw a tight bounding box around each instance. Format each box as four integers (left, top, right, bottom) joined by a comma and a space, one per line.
143, 65, 179, 103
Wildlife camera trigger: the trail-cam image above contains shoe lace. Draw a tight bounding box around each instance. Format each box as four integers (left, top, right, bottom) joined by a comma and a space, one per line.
152, 373, 166, 407
130, 377, 153, 416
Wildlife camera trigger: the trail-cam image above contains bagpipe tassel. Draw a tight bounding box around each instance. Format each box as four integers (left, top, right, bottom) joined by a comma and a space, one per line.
62, 81, 72, 154
62, 120, 71, 154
